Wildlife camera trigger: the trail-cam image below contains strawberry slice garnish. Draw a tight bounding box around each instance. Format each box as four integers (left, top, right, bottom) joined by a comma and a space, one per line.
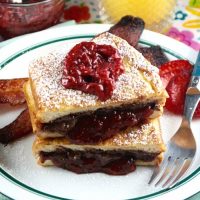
165, 75, 189, 114
159, 60, 192, 88
159, 60, 200, 117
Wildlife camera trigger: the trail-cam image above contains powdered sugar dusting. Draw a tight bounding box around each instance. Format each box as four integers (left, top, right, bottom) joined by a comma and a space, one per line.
93, 32, 163, 93
29, 33, 165, 112
111, 122, 162, 146
30, 48, 98, 110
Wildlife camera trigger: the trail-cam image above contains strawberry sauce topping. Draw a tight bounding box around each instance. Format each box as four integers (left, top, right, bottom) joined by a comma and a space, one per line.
159, 60, 200, 117
62, 42, 123, 101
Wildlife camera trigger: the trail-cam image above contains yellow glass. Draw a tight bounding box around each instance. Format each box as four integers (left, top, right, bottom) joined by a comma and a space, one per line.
101, 0, 176, 33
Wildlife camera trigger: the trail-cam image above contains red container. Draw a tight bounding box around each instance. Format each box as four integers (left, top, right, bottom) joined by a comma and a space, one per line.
0, 0, 65, 39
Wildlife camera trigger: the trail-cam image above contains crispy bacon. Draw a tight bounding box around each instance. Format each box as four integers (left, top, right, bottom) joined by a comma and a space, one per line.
0, 108, 32, 144
109, 15, 145, 47
137, 45, 169, 67
109, 16, 169, 67
0, 78, 28, 106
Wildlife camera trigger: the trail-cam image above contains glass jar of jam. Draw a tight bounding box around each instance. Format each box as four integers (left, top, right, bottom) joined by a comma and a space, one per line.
0, 0, 65, 39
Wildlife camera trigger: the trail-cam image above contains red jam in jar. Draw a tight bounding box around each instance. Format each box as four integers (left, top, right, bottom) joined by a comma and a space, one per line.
62, 41, 124, 101
0, 0, 45, 3
0, 0, 65, 39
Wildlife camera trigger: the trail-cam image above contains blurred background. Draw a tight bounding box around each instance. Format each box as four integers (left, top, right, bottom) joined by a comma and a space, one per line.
0, 0, 199, 50
63, 0, 200, 50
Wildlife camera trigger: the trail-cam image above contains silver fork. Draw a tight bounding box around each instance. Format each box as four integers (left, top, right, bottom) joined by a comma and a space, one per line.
149, 51, 200, 188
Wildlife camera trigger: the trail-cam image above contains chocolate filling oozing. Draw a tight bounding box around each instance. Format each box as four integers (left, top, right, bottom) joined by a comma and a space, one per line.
39, 148, 160, 175
42, 102, 157, 144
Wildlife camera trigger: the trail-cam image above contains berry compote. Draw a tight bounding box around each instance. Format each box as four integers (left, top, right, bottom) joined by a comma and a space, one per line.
62, 41, 124, 101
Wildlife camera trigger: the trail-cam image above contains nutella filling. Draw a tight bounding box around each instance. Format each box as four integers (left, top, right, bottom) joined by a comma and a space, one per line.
39, 148, 160, 175
42, 102, 157, 144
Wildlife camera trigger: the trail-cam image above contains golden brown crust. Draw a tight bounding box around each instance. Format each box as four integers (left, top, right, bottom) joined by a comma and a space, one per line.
24, 81, 42, 134
28, 33, 167, 123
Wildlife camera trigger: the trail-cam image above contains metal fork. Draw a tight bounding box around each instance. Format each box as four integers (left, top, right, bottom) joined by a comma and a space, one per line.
149, 51, 200, 188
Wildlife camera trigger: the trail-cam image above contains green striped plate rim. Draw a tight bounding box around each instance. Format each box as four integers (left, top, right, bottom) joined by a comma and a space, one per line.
0, 35, 197, 200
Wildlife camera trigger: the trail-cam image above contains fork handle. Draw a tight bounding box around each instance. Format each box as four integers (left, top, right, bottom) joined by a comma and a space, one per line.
184, 52, 200, 122
192, 51, 200, 77
189, 52, 200, 91
184, 94, 200, 122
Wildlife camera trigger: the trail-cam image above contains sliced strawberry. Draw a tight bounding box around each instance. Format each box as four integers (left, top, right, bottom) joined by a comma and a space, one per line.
160, 59, 200, 117
159, 60, 192, 88
165, 74, 189, 114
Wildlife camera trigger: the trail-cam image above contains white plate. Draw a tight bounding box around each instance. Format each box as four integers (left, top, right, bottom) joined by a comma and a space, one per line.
0, 24, 199, 200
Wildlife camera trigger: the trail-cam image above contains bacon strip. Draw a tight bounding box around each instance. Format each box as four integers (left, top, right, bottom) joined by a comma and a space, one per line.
0, 108, 32, 144
0, 78, 28, 106
137, 46, 169, 67
109, 15, 145, 47
109, 16, 169, 67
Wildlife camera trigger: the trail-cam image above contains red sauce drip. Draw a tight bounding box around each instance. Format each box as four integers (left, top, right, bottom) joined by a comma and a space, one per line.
67, 157, 136, 175
62, 41, 124, 101
103, 158, 136, 175
67, 105, 153, 144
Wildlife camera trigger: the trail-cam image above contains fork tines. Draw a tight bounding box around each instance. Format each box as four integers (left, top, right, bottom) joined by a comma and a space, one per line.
149, 144, 195, 188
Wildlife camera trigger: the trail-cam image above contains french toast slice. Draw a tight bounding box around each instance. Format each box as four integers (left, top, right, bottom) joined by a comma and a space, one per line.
24, 80, 165, 139
27, 32, 167, 123
33, 118, 166, 174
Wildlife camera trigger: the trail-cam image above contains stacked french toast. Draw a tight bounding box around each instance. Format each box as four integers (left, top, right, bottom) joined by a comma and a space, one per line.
24, 16, 168, 175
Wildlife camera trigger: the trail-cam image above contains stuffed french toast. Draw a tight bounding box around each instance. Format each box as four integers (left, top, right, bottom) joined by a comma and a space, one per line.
24, 27, 167, 175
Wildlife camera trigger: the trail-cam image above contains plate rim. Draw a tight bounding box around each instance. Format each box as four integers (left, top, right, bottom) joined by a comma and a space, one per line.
0, 24, 199, 200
